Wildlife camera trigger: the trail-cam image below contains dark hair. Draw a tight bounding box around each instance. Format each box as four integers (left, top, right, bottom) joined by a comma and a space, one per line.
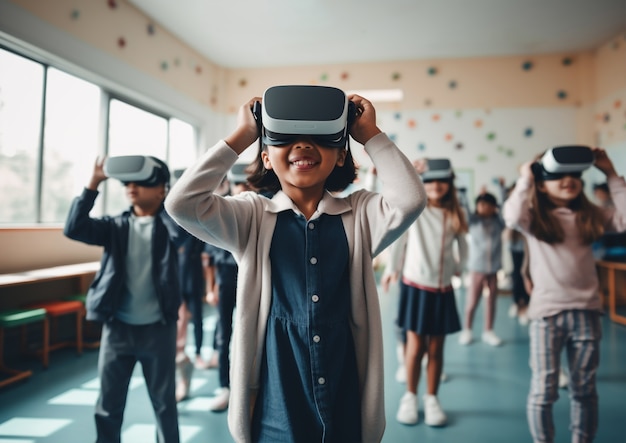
247, 139, 358, 194
475, 192, 498, 208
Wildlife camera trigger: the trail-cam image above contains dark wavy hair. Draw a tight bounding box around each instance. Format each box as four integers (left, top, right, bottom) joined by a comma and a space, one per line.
246, 138, 358, 194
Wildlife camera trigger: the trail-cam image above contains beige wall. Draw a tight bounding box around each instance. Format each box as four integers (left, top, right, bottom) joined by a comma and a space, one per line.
0, 0, 625, 273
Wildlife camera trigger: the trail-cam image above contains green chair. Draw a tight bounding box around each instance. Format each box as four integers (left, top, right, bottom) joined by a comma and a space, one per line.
0, 308, 49, 389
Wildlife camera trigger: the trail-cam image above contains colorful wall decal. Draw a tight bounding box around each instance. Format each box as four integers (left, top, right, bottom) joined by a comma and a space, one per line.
427, 66, 438, 76
524, 127, 533, 137
424, 99, 432, 106
418, 143, 426, 151
615, 100, 622, 109
394, 112, 402, 120
340, 71, 349, 80
70, 9, 80, 20
320, 73, 328, 82
604, 113, 611, 123
486, 132, 496, 141
238, 78, 247, 87
477, 154, 488, 162
455, 142, 464, 150
432, 113, 441, 122
562, 57, 573, 66
444, 133, 453, 141
557, 90, 568, 100
160, 61, 168, 71
195, 65, 202, 74
117, 37, 126, 48
407, 119, 417, 128
522, 60, 533, 71
449, 80, 457, 89
392, 72, 401, 81
389, 134, 397, 142
455, 110, 463, 118
147, 23, 155, 35
108, 0, 117, 9
474, 119, 483, 128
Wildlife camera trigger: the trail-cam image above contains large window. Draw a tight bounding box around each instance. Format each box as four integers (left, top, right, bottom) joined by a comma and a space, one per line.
41, 68, 102, 223
0, 47, 199, 225
0, 49, 44, 223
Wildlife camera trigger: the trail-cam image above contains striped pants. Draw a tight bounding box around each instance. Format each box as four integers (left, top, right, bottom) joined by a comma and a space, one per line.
527, 310, 601, 443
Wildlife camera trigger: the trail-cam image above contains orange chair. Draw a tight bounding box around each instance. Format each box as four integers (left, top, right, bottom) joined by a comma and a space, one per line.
25, 300, 85, 358
0, 308, 49, 388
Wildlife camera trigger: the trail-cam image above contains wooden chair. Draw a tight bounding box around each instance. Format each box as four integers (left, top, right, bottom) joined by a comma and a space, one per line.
0, 308, 49, 388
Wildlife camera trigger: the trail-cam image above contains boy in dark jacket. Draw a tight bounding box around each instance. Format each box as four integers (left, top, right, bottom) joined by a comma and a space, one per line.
64, 156, 184, 443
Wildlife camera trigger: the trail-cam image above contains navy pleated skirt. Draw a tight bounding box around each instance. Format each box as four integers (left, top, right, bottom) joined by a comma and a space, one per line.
397, 280, 461, 335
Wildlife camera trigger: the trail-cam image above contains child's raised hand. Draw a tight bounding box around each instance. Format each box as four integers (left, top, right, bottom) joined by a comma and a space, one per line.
224, 97, 262, 155
592, 147, 618, 178
411, 158, 428, 174
519, 160, 535, 180
347, 94, 382, 145
88, 156, 108, 190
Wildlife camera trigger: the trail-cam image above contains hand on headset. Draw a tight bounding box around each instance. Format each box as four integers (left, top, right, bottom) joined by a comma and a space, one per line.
224, 97, 263, 155
347, 94, 382, 146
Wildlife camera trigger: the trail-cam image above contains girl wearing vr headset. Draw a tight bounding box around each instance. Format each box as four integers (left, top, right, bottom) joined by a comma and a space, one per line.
503, 147, 626, 443
165, 89, 426, 443
382, 158, 468, 427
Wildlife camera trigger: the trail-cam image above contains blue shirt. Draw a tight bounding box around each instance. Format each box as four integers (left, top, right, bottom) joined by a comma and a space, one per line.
251, 211, 361, 443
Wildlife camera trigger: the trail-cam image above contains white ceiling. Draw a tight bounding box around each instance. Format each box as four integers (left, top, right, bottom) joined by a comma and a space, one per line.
128, 0, 626, 69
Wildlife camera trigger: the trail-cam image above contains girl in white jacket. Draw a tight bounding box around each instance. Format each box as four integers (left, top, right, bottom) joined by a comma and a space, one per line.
382, 158, 468, 427
166, 90, 425, 443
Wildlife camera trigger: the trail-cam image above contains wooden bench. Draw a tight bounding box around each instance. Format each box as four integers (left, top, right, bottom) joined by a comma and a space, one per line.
0, 262, 100, 363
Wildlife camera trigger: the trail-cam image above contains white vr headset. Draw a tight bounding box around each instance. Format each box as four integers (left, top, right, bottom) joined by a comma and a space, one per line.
104, 155, 170, 186
227, 162, 249, 184
421, 158, 454, 182
532, 145, 594, 180
255, 85, 356, 148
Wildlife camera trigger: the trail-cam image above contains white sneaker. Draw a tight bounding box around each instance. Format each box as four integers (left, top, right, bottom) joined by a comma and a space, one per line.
395, 364, 407, 383
481, 330, 503, 346
423, 394, 447, 426
396, 392, 418, 425
518, 312, 529, 326
558, 369, 569, 389
208, 387, 230, 411
508, 304, 518, 318
458, 328, 473, 345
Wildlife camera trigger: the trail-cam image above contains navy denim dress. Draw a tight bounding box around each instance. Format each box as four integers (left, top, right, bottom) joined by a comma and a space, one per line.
251, 211, 362, 443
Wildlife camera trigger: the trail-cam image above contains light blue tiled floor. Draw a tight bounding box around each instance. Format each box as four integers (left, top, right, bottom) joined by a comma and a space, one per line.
1, 284, 625, 443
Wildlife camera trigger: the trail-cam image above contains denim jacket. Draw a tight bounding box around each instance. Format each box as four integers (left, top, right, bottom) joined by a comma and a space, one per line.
64, 188, 185, 323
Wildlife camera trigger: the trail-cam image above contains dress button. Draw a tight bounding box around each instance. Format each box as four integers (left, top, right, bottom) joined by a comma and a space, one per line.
310, 257, 317, 265
313, 335, 321, 343
318, 377, 326, 385
308, 222, 315, 230
311, 295, 319, 302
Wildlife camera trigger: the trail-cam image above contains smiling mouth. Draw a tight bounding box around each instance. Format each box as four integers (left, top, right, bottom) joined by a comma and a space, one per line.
290, 159, 317, 167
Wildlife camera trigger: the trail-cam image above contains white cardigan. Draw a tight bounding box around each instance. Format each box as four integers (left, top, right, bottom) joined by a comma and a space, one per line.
165, 133, 426, 443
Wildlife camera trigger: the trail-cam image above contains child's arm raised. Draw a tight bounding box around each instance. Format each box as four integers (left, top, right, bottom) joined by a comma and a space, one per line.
502, 160, 534, 232
165, 98, 262, 255
594, 148, 626, 232
347, 94, 426, 256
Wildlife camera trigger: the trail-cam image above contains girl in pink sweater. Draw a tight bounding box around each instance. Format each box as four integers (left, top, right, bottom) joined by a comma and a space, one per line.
503, 147, 626, 443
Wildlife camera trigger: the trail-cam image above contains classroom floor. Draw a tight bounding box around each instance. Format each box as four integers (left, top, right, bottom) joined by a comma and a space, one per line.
1, 282, 625, 443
